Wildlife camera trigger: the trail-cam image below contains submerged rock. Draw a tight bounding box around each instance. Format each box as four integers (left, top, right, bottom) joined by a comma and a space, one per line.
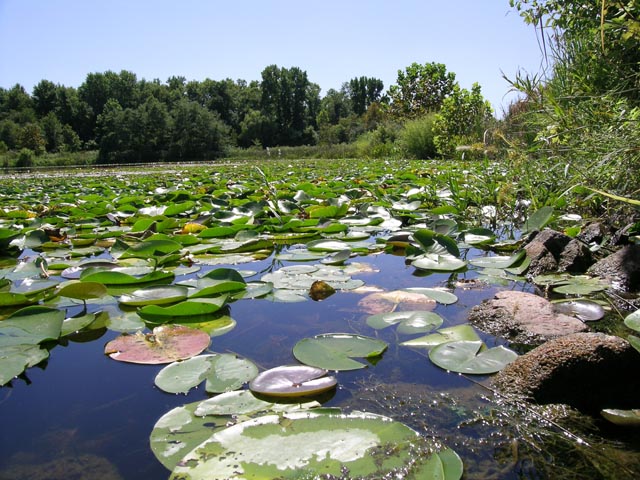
524, 229, 594, 276
587, 244, 640, 292
468, 290, 588, 345
493, 332, 640, 413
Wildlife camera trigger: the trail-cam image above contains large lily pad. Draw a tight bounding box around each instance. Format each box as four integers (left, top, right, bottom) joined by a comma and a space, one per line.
400, 324, 481, 348
601, 408, 640, 427
249, 365, 337, 397
412, 254, 467, 272
624, 309, 640, 332
0, 306, 64, 346
429, 340, 517, 375
104, 325, 210, 364
0, 344, 50, 385
293, 333, 387, 371
137, 297, 228, 322
169, 411, 462, 480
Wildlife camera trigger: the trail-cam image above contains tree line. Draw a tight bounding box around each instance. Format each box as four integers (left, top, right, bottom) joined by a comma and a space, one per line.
0, 62, 494, 164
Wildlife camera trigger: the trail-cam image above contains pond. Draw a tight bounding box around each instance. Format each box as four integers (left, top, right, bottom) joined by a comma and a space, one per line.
0, 161, 639, 479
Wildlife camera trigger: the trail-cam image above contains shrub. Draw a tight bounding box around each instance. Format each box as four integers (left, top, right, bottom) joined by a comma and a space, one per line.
16, 148, 34, 168
398, 113, 438, 159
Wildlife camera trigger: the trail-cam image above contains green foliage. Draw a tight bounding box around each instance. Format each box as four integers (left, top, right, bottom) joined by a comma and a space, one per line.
388, 62, 457, 117
398, 113, 438, 159
433, 83, 493, 157
16, 148, 34, 168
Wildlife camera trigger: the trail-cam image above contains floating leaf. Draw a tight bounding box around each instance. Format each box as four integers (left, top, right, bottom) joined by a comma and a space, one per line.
624, 310, 640, 333
366, 311, 444, 335
358, 290, 437, 315
61, 312, 96, 336
104, 325, 210, 364
628, 335, 640, 355
170, 411, 459, 480
601, 409, 640, 427
400, 324, 481, 348
293, 333, 387, 371
429, 340, 517, 374
119, 239, 183, 260
118, 285, 189, 306
137, 297, 228, 322
412, 254, 467, 272
402, 287, 458, 305
150, 401, 230, 470
552, 276, 607, 295
249, 365, 337, 397
81, 269, 174, 285
469, 250, 526, 269
0, 306, 64, 346
522, 205, 554, 233
553, 300, 605, 322
0, 344, 49, 386
194, 389, 321, 417
55, 280, 108, 302
154, 353, 258, 394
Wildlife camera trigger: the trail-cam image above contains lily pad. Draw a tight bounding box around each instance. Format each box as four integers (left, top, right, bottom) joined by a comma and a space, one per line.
0, 344, 50, 386
366, 311, 444, 335
469, 250, 526, 269
358, 290, 437, 314
402, 287, 458, 305
118, 285, 189, 306
0, 306, 64, 346
249, 365, 337, 397
155, 353, 258, 394
553, 300, 605, 322
169, 411, 461, 480
138, 297, 228, 322
104, 325, 210, 364
293, 333, 387, 371
412, 254, 467, 272
55, 280, 108, 302
601, 409, 640, 427
150, 401, 230, 470
429, 340, 517, 375
400, 324, 481, 348
624, 309, 640, 333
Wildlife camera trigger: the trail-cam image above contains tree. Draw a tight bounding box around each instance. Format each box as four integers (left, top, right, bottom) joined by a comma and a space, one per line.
32, 80, 58, 116
40, 112, 65, 152
346, 76, 384, 115
433, 83, 493, 157
169, 99, 230, 160
387, 62, 457, 117
259, 65, 319, 146
18, 123, 46, 155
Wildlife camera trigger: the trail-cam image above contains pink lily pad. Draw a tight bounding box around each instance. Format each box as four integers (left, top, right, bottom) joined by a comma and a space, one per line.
104, 325, 210, 364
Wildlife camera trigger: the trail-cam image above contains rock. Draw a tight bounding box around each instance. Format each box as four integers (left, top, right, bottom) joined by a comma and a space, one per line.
524, 229, 594, 276
468, 291, 588, 345
576, 222, 607, 246
492, 333, 640, 413
587, 244, 640, 292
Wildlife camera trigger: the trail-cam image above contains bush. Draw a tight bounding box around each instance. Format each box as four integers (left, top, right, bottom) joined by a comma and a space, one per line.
398, 113, 438, 159
16, 148, 34, 168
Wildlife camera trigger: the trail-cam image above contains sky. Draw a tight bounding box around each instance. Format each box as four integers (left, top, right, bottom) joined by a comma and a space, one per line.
0, 0, 544, 116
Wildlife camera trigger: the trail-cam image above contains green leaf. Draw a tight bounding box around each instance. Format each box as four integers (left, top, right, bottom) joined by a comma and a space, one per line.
293, 333, 388, 371
55, 280, 108, 301
429, 340, 518, 375
118, 285, 189, 306
601, 409, 640, 427
366, 311, 444, 334
522, 206, 554, 233
400, 324, 481, 348
624, 310, 640, 333
80, 269, 175, 285
0, 306, 64, 346
402, 287, 458, 305
138, 297, 228, 322
0, 344, 49, 385
412, 254, 467, 272
469, 250, 526, 269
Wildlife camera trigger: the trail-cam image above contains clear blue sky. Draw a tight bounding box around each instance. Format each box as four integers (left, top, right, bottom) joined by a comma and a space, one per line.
0, 0, 543, 115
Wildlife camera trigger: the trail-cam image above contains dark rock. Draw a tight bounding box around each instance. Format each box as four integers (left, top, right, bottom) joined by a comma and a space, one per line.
468, 291, 588, 345
587, 244, 640, 292
577, 222, 607, 246
524, 229, 594, 276
492, 332, 640, 413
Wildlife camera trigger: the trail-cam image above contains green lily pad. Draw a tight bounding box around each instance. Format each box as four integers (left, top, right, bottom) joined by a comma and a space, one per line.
552, 276, 608, 295
366, 311, 444, 334
624, 310, 640, 333
400, 324, 481, 348
601, 409, 640, 427
293, 333, 388, 371
169, 411, 460, 480
61, 312, 97, 336
412, 254, 467, 272
249, 365, 337, 397
118, 285, 189, 306
55, 280, 109, 301
401, 287, 458, 305
0, 344, 50, 386
0, 306, 64, 346
119, 239, 183, 260
104, 325, 210, 364
628, 335, 640, 354
155, 353, 258, 394
138, 297, 228, 322
81, 269, 175, 285
429, 340, 517, 374
469, 250, 526, 269
150, 401, 230, 470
